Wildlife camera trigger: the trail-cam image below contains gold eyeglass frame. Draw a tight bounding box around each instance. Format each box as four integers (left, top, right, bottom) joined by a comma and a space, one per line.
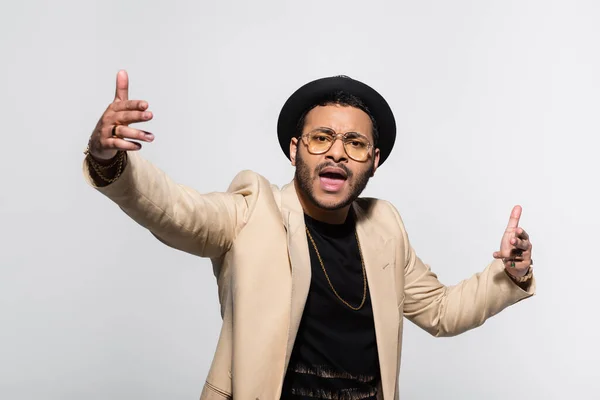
299, 127, 374, 162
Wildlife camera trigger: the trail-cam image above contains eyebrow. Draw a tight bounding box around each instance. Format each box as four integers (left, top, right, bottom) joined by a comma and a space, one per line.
313, 127, 367, 136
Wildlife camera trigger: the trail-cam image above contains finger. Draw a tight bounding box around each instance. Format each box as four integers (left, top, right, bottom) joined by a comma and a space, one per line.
506, 205, 522, 230
510, 237, 530, 251
112, 125, 154, 142
114, 70, 129, 102
510, 248, 525, 260
114, 110, 153, 125
103, 137, 143, 151
517, 228, 530, 240
111, 100, 148, 112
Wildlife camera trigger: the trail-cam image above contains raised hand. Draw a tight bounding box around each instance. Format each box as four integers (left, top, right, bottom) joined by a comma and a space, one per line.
87, 70, 154, 161
492, 205, 534, 278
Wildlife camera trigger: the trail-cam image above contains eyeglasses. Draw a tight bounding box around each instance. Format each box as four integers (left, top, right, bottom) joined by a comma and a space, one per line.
299, 128, 373, 162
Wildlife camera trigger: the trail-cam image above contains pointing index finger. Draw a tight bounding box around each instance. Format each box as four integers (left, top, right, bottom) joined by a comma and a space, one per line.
114, 70, 129, 102
507, 205, 522, 229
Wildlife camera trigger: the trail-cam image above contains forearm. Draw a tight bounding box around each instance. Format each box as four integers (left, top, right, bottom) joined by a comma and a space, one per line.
389, 203, 536, 337
82, 151, 248, 258
403, 256, 535, 337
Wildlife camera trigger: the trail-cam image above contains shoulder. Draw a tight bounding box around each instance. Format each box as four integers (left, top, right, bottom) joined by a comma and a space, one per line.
354, 196, 397, 218
226, 170, 275, 194
354, 197, 407, 229
225, 170, 288, 213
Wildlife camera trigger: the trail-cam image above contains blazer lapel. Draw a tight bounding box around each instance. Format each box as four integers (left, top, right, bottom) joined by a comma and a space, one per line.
279, 181, 312, 371
354, 203, 399, 400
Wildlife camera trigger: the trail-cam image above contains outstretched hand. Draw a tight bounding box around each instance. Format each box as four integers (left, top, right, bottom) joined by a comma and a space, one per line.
493, 205, 534, 278
87, 70, 155, 160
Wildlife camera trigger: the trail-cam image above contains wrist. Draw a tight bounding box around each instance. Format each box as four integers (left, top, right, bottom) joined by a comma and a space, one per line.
84, 145, 127, 186
90, 153, 119, 166
505, 266, 533, 283
84, 145, 119, 165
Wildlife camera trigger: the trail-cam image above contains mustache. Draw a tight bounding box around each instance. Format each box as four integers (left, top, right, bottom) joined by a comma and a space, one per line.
315, 162, 353, 178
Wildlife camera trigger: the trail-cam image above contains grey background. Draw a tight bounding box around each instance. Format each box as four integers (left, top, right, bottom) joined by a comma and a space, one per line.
1, 0, 599, 399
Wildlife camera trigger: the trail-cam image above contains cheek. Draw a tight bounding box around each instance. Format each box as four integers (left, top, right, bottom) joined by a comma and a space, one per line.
298, 152, 320, 174
349, 164, 372, 183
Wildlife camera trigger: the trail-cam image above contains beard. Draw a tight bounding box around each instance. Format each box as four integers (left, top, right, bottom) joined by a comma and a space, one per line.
294, 150, 374, 211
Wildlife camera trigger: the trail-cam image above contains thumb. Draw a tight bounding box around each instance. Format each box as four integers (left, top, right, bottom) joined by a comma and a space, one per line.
114, 69, 129, 102
506, 205, 522, 230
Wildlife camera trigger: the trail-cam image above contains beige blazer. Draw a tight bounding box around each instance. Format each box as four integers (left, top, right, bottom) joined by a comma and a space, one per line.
83, 152, 535, 400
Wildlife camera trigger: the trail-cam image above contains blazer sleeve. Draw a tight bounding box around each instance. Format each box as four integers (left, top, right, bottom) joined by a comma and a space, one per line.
82, 151, 253, 259
389, 203, 536, 337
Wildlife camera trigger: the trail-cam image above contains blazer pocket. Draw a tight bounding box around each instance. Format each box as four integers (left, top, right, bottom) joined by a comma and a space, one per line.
201, 381, 232, 400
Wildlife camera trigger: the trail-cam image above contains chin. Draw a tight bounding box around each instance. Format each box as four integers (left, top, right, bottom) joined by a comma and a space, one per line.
313, 191, 352, 211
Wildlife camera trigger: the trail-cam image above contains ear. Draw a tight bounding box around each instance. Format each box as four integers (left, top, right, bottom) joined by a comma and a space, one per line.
371, 148, 381, 177
290, 137, 299, 166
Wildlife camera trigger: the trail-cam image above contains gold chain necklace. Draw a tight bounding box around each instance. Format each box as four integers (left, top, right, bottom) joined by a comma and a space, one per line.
305, 226, 367, 311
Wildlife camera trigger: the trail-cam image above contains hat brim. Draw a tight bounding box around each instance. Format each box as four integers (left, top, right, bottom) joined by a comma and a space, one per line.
277, 75, 396, 166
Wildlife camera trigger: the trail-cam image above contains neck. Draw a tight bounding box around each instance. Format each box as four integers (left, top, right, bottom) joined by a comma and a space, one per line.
294, 180, 350, 224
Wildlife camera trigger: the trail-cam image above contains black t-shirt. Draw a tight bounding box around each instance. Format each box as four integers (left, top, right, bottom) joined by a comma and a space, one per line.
280, 211, 380, 399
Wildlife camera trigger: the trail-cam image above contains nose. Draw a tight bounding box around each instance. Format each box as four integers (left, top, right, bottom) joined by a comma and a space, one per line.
325, 137, 348, 163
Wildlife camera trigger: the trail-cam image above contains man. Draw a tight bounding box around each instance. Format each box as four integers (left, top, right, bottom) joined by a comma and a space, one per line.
83, 70, 535, 400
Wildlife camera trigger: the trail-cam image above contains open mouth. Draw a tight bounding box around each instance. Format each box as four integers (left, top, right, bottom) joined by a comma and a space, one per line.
319, 167, 348, 180
319, 172, 347, 180
318, 167, 348, 192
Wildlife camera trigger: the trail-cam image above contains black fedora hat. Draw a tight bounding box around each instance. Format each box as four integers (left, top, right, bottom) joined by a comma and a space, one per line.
277, 75, 396, 166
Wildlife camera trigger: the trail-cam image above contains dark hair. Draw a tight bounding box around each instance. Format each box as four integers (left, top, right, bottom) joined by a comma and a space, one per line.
295, 91, 379, 147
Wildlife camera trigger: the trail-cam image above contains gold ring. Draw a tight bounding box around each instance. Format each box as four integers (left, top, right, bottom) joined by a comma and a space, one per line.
111, 125, 119, 137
